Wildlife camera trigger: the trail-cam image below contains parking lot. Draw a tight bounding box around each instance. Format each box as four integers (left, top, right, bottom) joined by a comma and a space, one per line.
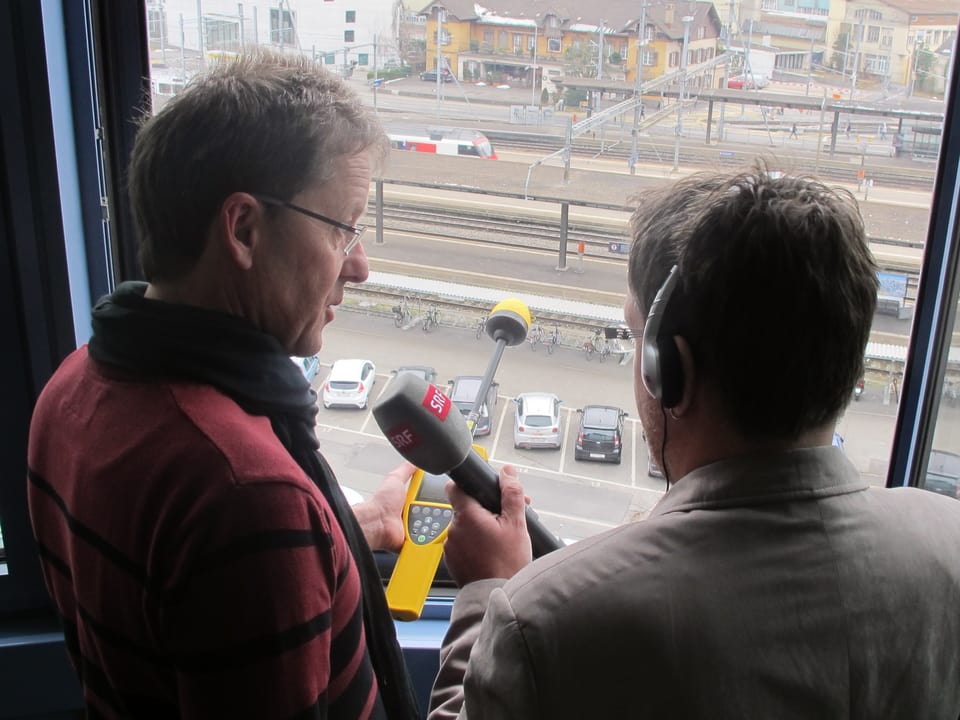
311, 340, 667, 543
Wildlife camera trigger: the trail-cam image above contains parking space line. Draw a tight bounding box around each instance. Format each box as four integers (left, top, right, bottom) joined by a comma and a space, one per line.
360, 372, 393, 435
535, 509, 617, 530
558, 408, 571, 469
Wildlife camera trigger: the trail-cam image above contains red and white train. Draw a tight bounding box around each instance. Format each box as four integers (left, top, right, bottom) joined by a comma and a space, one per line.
385, 125, 497, 159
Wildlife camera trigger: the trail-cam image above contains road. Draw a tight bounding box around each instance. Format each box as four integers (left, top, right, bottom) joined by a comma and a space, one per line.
313, 309, 900, 543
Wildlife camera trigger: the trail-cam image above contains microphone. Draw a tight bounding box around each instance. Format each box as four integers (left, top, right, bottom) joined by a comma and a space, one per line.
373, 373, 563, 558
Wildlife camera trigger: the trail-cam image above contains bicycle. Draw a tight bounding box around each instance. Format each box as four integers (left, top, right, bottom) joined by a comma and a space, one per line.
597, 339, 611, 363
528, 324, 544, 351
583, 336, 596, 360
422, 305, 441, 333
583, 328, 609, 361
475, 316, 486, 340
392, 296, 412, 328
545, 325, 561, 355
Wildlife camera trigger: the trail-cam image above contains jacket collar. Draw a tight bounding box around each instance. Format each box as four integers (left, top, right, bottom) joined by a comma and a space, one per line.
649, 446, 869, 519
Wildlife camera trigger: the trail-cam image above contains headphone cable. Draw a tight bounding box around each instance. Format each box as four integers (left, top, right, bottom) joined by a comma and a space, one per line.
660, 406, 671, 492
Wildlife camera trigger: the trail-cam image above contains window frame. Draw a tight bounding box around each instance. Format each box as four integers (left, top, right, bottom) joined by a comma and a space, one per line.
1, 2, 959, 716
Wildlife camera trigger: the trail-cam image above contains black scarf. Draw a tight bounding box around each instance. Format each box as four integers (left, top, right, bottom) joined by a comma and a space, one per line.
88, 282, 420, 719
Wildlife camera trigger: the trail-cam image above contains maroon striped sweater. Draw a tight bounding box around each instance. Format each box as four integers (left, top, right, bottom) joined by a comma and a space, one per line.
28, 348, 383, 719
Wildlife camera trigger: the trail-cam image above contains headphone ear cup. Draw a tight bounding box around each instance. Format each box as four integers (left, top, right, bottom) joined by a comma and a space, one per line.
657, 335, 684, 409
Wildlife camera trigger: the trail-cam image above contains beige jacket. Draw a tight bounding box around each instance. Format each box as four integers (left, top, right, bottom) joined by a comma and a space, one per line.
429, 447, 960, 719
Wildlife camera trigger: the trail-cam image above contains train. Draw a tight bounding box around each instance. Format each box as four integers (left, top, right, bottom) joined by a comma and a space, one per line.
385, 125, 498, 159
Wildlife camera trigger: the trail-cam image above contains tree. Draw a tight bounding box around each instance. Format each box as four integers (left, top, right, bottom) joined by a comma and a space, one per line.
564, 44, 598, 78
915, 46, 936, 91
830, 31, 850, 73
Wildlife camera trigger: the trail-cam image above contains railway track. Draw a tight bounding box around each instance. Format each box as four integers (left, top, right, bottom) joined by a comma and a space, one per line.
369, 201, 923, 303
484, 130, 936, 190
379, 202, 627, 255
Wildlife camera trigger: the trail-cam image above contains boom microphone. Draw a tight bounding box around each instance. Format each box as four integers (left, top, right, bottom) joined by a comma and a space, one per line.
464, 298, 531, 434
373, 373, 563, 558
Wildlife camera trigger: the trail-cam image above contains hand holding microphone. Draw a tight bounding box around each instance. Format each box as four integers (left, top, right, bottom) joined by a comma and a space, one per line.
442, 463, 532, 587
372, 373, 563, 559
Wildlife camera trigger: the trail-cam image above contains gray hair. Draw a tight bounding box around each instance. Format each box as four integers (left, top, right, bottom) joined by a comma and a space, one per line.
130, 49, 388, 281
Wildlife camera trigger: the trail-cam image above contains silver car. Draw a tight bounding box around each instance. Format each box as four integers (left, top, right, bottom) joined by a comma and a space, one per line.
513, 392, 563, 449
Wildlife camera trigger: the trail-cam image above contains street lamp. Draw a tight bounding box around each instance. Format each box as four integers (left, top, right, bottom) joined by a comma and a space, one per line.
530, 16, 539, 108
908, 40, 923, 98
672, 15, 694, 172
630, 2, 648, 175
435, 7, 445, 118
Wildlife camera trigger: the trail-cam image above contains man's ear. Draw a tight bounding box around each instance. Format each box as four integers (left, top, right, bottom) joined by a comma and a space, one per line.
671, 335, 697, 417
218, 192, 262, 270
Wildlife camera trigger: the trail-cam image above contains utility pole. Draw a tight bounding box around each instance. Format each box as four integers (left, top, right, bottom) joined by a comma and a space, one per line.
673, 16, 693, 172
629, 1, 647, 175
435, 8, 444, 118
842, 28, 850, 79
179, 14, 186, 80
195, 0, 205, 69
237, 3, 244, 53
530, 19, 538, 108
159, 0, 167, 64
907, 41, 921, 98
814, 87, 827, 173
851, 20, 862, 101
373, 33, 378, 113
597, 19, 605, 79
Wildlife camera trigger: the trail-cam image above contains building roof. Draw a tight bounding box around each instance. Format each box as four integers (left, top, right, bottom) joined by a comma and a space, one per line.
752, 20, 826, 41
877, 0, 959, 16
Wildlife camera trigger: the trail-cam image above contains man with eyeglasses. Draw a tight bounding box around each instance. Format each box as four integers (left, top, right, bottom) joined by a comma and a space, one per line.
27, 51, 420, 719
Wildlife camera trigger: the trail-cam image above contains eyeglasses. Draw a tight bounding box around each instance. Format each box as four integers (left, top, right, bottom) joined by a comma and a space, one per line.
254, 194, 366, 255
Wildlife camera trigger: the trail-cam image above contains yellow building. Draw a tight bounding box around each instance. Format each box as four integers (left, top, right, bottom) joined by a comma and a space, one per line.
421, 0, 722, 96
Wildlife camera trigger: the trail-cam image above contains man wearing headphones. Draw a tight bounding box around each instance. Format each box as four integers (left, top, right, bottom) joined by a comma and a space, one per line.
429, 168, 960, 718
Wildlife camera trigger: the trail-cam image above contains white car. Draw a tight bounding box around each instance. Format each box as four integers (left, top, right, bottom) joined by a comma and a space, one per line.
322, 358, 377, 409
513, 392, 563, 449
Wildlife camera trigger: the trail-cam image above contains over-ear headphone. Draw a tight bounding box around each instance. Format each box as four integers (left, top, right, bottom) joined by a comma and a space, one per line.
641, 264, 684, 409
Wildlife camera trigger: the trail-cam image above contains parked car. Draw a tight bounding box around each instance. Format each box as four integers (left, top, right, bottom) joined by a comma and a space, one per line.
291, 354, 320, 383
419, 68, 452, 82
447, 375, 499, 436
727, 73, 769, 90
392, 365, 438, 385
513, 392, 563, 449
322, 358, 376, 409
574, 405, 628, 464
924, 449, 960, 499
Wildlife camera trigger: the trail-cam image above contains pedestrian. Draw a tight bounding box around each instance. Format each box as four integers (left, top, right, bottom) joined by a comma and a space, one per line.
27, 50, 420, 719
640, 104, 646, 120
845, 121, 852, 139
429, 166, 960, 719
790, 122, 799, 138
879, 121, 888, 140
